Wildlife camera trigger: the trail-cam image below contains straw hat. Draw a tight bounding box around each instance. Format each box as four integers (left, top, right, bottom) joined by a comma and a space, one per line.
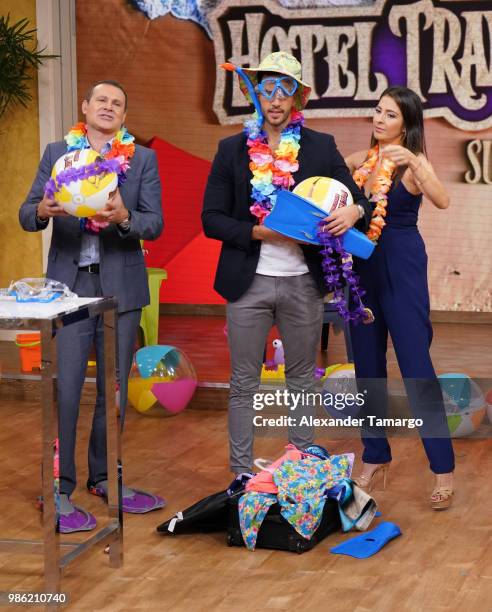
238, 51, 312, 110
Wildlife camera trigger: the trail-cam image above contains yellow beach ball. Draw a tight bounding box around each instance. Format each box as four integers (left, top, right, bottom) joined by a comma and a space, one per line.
51, 149, 118, 217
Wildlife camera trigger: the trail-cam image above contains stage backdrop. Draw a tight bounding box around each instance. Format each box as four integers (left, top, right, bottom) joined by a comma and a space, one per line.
76, 0, 492, 311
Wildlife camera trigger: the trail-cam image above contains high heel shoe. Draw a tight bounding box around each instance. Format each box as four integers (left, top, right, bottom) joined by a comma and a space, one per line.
430, 486, 454, 510
430, 472, 454, 510
353, 463, 390, 492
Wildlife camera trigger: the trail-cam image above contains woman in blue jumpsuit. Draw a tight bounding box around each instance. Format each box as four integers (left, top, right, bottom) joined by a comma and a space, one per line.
345, 87, 455, 509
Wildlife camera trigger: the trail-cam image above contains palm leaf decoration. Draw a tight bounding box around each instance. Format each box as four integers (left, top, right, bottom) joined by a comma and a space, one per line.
0, 13, 57, 120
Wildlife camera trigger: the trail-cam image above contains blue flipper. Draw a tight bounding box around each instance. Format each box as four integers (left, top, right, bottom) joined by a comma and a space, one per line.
330, 521, 401, 558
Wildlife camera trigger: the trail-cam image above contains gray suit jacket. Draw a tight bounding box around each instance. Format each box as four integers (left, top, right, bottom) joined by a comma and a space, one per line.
19, 141, 163, 313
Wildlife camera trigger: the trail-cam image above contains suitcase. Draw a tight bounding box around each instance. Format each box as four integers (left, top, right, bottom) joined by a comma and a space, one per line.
227, 494, 341, 554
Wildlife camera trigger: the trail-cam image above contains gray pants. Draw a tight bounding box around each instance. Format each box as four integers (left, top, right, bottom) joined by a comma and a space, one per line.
56, 271, 141, 495
226, 273, 324, 474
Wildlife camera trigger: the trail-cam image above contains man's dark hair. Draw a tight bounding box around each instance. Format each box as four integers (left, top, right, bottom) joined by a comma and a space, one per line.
257, 71, 283, 83
84, 80, 128, 110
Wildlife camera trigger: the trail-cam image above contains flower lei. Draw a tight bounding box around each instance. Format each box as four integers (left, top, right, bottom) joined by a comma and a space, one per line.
352, 144, 396, 242
244, 109, 372, 324
44, 122, 135, 233
44, 157, 122, 199
317, 228, 373, 325
318, 143, 395, 321
245, 109, 303, 222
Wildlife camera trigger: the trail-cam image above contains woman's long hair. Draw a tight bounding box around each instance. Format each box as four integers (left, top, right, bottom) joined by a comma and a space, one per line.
371, 86, 427, 153
371, 86, 427, 182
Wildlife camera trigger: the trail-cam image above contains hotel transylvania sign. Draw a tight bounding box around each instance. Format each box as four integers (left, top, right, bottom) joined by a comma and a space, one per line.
211, 0, 492, 131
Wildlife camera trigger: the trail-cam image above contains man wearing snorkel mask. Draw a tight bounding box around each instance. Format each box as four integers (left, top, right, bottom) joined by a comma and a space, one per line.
202, 52, 371, 476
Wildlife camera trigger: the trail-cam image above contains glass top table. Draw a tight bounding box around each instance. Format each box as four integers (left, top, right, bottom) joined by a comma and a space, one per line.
0, 296, 123, 597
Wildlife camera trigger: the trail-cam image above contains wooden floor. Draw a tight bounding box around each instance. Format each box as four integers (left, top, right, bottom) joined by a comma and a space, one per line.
0, 316, 491, 610
1, 403, 492, 611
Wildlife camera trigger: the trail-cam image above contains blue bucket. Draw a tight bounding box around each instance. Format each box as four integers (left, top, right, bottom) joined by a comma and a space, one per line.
263, 190, 375, 260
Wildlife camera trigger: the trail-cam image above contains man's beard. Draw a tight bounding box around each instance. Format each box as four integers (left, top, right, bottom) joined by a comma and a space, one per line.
264, 107, 290, 127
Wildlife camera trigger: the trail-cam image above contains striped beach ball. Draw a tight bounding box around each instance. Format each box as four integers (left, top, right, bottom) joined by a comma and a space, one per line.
486, 388, 492, 424
127, 345, 197, 417
293, 176, 353, 214
51, 149, 118, 217
439, 373, 486, 437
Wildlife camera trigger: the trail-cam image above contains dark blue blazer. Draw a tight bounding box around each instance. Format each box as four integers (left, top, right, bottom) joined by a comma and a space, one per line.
202, 127, 372, 302
19, 142, 163, 313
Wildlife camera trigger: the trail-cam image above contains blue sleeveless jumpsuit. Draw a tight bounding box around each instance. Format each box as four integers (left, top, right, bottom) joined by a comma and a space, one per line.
350, 181, 455, 474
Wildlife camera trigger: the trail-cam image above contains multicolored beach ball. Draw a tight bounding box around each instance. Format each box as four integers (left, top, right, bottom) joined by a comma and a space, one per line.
293, 176, 354, 214
322, 363, 360, 418
486, 388, 492, 424
127, 345, 197, 417
51, 149, 118, 217
438, 373, 486, 437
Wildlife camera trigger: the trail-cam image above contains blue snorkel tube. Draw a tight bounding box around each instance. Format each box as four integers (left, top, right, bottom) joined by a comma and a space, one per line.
221, 63, 264, 128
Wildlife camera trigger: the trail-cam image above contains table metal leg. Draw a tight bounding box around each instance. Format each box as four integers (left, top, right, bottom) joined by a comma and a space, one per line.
40, 320, 60, 593
1, 299, 123, 597
103, 309, 123, 567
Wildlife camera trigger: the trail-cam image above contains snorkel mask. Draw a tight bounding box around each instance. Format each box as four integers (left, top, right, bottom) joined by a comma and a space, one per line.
220, 65, 299, 130
256, 76, 298, 101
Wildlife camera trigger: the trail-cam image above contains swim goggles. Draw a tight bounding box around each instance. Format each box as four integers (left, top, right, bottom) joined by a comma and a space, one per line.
256, 76, 298, 100
8, 278, 76, 303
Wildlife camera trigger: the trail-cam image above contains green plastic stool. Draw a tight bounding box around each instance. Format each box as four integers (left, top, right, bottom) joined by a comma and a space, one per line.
140, 267, 167, 346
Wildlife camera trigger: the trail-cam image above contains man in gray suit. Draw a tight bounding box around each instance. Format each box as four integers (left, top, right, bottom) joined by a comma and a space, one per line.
20, 80, 164, 532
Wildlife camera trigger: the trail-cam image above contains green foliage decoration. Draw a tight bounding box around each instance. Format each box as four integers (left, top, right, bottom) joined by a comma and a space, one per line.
0, 13, 57, 120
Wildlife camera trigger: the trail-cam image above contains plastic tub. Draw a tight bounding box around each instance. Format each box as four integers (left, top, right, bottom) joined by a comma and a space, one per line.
15, 332, 41, 372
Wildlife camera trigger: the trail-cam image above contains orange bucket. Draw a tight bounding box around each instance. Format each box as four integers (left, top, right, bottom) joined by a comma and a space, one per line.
15, 332, 41, 372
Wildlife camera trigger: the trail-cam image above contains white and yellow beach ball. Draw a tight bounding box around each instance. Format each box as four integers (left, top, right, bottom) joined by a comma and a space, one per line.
51, 149, 118, 217
293, 176, 353, 214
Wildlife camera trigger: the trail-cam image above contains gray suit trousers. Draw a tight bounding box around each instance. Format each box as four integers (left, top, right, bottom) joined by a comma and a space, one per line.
226, 273, 324, 474
56, 270, 140, 495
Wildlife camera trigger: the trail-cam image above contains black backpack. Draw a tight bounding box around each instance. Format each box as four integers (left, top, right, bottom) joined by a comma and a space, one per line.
157, 473, 253, 535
